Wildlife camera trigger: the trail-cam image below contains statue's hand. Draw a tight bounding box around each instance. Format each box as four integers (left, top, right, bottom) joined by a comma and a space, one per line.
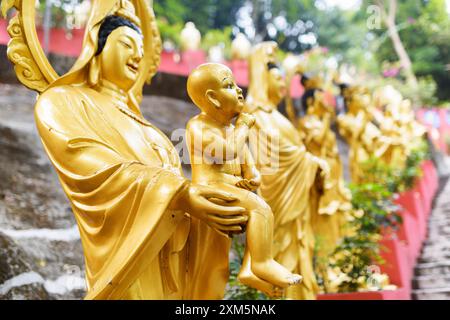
314, 157, 331, 192
236, 178, 260, 191
172, 183, 247, 237
236, 113, 256, 128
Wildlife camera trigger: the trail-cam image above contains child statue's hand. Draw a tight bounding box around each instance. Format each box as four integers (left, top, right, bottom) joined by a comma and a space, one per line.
236, 177, 260, 191
236, 113, 256, 128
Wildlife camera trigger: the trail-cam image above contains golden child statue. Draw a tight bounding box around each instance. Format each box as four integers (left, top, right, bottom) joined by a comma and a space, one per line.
2, 0, 248, 300
245, 42, 331, 300
186, 63, 302, 297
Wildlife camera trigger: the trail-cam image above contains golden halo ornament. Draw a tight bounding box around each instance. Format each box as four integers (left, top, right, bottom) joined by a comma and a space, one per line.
1, 0, 162, 103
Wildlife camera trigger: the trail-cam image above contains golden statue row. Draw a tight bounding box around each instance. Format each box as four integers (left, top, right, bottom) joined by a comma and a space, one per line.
1, 0, 425, 300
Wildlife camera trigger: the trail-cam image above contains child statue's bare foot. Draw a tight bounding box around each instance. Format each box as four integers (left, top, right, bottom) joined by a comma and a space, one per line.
238, 271, 285, 298
252, 260, 303, 288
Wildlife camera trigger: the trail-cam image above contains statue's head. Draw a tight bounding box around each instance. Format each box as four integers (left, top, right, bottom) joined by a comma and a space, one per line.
187, 63, 245, 119
300, 74, 330, 114
93, 15, 143, 91
267, 63, 286, 106
344, 85, 371, 113
302, 89, 327, 115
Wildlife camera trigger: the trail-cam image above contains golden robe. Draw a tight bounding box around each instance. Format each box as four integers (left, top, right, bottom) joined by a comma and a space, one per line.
300, 114, 351, 260
245, 42, 330, 299
246, 103, 321, 299
35, 85, 192, 299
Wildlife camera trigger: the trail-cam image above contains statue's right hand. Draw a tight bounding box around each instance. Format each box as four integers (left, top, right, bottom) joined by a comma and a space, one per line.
172, 184, 247, 237
236, 113, 256, 128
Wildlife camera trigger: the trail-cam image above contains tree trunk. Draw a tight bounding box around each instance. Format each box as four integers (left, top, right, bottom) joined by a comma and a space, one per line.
384, 0, 419, 91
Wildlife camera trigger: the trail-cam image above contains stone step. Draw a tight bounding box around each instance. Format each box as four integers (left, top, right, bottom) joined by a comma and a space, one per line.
412, 275, 450, 290
412, 287, 450, 300
414, 261, 450, 277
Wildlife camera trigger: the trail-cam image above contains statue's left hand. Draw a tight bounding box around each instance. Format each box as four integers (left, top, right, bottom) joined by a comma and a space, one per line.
171, 183, 248, 237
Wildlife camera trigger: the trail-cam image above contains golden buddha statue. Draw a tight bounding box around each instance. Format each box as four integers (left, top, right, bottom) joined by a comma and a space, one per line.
245, 42, 331, 300
186, 63, 302, 298
3, 0, 248, 300
374, 86, 426, 160
337, 85, 400, 183
297, 77, 353, 279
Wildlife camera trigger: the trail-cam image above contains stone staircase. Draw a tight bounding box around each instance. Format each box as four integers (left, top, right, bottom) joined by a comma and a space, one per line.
413, 175, 450, 299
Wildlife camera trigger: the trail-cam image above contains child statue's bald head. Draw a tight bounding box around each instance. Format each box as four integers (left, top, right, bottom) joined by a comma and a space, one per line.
187, 63, 244, 116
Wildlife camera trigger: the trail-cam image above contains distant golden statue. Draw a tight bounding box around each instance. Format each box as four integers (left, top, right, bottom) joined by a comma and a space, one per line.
3, 0, 248, 300
284, 72, 353, 290
374, 86, 426, 162
337, 85, 400, 183
186, 63, 302, 298
245, 42, 331, 300
299, 83, 353, 267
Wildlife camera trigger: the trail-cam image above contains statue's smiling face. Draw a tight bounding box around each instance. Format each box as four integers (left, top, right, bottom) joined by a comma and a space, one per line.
99, 26, 144, 90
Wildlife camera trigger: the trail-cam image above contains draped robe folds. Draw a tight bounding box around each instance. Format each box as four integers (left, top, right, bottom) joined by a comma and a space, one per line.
300, 115, 352, 259
35, 85, 192, 300
246, 106, 321, 300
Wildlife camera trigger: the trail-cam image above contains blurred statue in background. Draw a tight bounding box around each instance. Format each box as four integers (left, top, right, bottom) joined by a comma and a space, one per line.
284, 70, 353, 291
180, 21, 201, 52
3, 0, 248, 300
245, 42, 331, 300
337, 85, 401, 183
298, 76, 354, 286
373, 85, 426, 160
186, 63, 302, 298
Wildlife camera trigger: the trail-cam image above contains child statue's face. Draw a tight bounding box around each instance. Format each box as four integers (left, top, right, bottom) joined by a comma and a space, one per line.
209, 69, 245, 118
99, 26, 144, 91
217, 72, 244, 115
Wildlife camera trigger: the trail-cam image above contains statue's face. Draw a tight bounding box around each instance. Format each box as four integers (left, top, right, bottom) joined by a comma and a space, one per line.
99, 26, 144, 91
267, 68, 286, 105
212, 69, 245, 117
310, 90, 331, 114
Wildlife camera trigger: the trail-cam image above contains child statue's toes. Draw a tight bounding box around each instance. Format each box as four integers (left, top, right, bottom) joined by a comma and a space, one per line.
288, 274, 303, 285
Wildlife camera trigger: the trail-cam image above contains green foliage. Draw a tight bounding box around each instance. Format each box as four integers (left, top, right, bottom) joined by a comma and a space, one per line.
201, 27, 233, 60
154, 0, 244, 34
361, 0, 450, 103
401, 141, 430, 189
361, 141, 430, 193
329, 233, 383, 293
156, 17, 183, 47
329, 140, 429, 293
350, 183, 402, 234
329, 182, 400, 293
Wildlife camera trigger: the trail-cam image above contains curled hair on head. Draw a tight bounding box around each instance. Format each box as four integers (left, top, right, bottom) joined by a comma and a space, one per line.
338, 83, 349, 96
300, 74, 311, 87
301, 88, 323, 113
96, 15, 142, 56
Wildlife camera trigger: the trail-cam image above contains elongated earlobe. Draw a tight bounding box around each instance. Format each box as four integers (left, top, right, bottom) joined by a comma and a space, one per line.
206, 89, 220, 109
88, 56, 101, 87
